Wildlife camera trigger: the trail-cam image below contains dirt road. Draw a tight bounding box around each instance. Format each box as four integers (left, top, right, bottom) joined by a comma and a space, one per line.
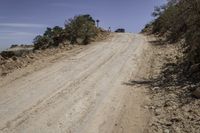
0, 33, 151, 133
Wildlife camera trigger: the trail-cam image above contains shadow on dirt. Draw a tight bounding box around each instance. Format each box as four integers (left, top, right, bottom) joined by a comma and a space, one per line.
123, 79, 157, 86
148, 40, 165, 46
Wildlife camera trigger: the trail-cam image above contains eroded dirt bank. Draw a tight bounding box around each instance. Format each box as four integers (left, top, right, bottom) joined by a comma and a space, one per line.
0, 33, 159, 133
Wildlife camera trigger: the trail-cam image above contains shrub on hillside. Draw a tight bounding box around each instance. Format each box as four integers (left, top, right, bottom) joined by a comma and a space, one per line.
65, 14, 98, 44
33, 14, 99, 49
33, 35, 53, 50
148, 0, 200, 79
33, 26, 67, 50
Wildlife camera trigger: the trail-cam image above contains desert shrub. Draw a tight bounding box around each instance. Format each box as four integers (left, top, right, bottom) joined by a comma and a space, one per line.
33, 35, 53, 50
65, 14, 98, 44
34, 14, 98, 49
51, 26, 68, 46
152, 4, 180, 37
33, 26, 67, 50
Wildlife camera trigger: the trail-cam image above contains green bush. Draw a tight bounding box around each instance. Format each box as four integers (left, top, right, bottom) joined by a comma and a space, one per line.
51, 26, 68, 46
33, 35, 53, 50
33, 26, 66, 50
65, 14, 98, 44
33, 14, 98, 49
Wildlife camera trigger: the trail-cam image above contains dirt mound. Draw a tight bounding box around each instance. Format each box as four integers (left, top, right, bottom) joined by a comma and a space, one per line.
1, 46, 33, 58
93, 28, 110, 41
0, 45, 74, 76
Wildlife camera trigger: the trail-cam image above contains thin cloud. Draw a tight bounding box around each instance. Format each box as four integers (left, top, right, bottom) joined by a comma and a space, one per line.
9, 32, 37, 36
0, 17, 6, 19
50, 2, 92, 10
0, 23, 48, 28
0, 31, 37, 40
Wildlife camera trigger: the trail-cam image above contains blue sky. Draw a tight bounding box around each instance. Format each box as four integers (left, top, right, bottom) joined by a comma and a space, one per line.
0, 0, 166, 50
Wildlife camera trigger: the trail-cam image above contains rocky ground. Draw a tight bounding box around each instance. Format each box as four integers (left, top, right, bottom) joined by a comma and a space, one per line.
145, 35, 200, 133
148, 85, 200, 133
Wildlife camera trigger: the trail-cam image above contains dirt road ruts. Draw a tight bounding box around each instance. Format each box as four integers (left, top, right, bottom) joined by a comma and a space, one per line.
0, 33, 150, 133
